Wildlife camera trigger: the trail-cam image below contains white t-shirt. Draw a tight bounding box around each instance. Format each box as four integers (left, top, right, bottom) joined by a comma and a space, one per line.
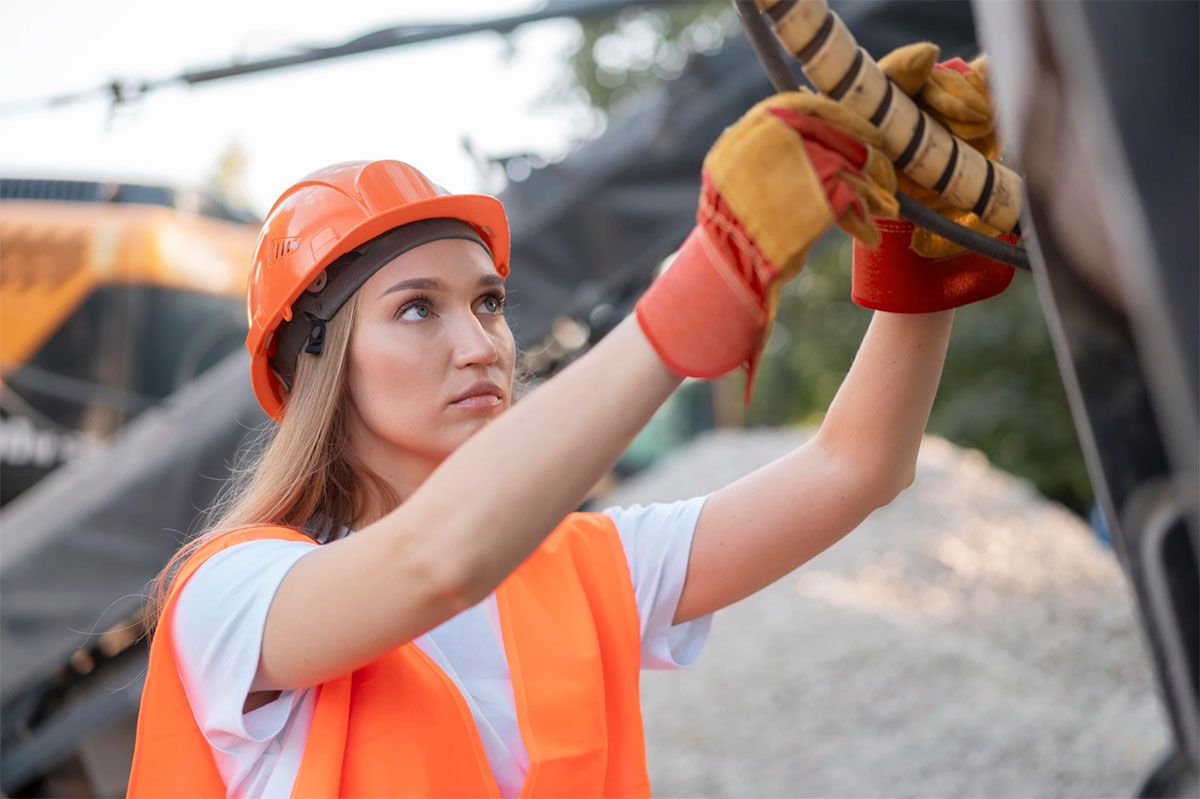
172, 496, 714, 799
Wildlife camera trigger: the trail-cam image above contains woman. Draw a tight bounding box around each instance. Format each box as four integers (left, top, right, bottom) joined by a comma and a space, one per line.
128, 71, 1010, 798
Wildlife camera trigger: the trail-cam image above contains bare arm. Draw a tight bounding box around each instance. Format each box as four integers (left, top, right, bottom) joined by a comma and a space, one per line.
674, 310, 954, 625
260, 315, 683, 689
255, 91, 899, 692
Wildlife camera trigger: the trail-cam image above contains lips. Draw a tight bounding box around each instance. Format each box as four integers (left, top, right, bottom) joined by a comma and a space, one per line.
450, 394, 502, 408
449, 380, 504, 406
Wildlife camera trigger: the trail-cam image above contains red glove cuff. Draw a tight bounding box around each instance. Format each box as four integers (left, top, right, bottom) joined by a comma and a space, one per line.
851, 219, 1016, 313
635, 225, 766, 382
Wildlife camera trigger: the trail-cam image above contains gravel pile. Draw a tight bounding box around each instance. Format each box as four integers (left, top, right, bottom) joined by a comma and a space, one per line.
597, 427, 1170, 798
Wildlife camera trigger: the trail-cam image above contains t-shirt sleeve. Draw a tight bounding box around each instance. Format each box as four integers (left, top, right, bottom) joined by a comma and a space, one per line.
171, 539, 318, 753
600, 493, 714, 670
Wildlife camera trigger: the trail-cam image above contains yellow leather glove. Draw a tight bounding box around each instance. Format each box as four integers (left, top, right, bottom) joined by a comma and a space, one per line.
636, 90, 898, 402
706, 91, 899, 327
878, 43, 1002, 257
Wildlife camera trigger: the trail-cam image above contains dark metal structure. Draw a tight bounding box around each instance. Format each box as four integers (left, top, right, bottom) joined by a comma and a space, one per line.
971, 2, 1198, 794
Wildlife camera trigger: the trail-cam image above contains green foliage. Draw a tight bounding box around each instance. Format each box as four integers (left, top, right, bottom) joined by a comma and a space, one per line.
745, 239, 1093, 511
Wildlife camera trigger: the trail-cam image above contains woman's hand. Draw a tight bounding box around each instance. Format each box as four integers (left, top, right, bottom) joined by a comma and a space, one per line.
635, 91, 898, 402
852, 45, 1016, 313
880, 43, 1001, 256
671, 53, 1008, 625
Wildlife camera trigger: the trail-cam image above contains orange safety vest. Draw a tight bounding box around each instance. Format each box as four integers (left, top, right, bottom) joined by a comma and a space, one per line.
127, 513, 651, 798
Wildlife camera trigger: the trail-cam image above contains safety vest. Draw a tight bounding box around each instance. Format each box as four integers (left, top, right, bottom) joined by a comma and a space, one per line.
127, 513, 651, 798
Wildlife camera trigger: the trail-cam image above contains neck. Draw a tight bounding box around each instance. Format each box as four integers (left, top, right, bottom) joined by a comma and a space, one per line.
348, 431, 442, 529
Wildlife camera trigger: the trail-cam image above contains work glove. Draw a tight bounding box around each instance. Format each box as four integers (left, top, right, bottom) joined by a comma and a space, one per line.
851, 44, 1016, 313
636, 91, 898, 404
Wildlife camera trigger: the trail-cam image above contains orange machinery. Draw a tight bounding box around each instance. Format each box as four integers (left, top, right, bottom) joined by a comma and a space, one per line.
0, 178, 259, 505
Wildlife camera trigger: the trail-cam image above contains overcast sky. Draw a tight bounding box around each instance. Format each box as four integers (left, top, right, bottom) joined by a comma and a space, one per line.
0, 0, 593, 213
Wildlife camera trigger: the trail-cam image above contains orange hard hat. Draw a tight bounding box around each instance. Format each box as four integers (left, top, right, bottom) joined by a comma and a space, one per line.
245, 160, 510, 420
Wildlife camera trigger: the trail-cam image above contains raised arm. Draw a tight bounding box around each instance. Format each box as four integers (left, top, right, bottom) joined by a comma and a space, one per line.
257, 93, 897, 691
674, 309, 953, 625
673, 47, 1017, 625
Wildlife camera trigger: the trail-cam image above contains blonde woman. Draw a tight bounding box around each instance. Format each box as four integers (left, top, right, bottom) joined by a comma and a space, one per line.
127, 87, 1009, 798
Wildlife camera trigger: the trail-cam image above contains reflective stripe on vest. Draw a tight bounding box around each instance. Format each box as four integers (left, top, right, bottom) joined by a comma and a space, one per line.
127, 514, 650, 798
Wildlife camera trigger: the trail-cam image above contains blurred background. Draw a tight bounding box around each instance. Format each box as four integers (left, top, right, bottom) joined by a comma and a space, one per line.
1, 1, 1194, 797
0, 0, 1091, 513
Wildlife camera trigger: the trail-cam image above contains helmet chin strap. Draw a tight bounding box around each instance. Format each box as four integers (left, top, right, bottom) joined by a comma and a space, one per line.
271, 218, 491, 391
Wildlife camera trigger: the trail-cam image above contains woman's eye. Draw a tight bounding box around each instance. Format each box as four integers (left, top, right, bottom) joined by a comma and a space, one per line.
397, 300, 432, 321
480, 292, 507, 315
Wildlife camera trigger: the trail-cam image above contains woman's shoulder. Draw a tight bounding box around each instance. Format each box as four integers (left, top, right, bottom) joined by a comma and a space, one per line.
529, 512, 620, 564
170, 535, 320, 665
546, 510, 621, 543
205, 524, 316, 552
546, 495, 711, 548
171, 527, 315, 596
176, 524, 313, 575
595, 495, 711, 536
161, 525, 317, 614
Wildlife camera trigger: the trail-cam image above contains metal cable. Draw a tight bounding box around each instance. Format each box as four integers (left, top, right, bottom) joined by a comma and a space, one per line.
734, 0, 1031, 270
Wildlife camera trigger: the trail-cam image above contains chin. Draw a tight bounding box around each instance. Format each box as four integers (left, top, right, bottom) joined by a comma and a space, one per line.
396, 403, 508, 458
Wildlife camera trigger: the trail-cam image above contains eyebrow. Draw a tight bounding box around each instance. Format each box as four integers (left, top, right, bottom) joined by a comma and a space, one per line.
379, 274, 503, 299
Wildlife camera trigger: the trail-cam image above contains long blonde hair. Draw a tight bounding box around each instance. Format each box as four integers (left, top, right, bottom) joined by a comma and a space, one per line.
146, 292, 397, 632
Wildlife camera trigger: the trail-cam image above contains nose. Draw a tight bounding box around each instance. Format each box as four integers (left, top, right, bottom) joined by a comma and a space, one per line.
450, 309, 500, 369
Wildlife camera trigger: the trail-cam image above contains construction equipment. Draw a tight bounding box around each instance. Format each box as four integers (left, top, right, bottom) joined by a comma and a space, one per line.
0, 178, 259, 506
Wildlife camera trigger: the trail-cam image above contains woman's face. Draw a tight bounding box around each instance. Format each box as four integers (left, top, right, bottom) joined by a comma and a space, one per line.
347, 237, 516, 466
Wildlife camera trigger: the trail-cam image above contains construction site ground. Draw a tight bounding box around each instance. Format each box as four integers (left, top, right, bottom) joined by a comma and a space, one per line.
597, 427, 1169, 798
